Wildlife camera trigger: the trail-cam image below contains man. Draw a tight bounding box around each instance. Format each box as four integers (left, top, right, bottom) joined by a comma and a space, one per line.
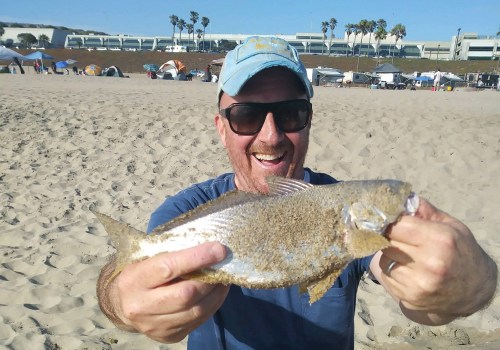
97, 36, 497, 349
434, 69, 444, 91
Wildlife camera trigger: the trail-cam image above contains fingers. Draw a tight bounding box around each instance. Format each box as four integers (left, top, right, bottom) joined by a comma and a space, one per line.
125, 242, 227, 289
386, 212, 451, 247
111, 242, 230, 342
130, 278, 224, 315
125, 283, 230, 343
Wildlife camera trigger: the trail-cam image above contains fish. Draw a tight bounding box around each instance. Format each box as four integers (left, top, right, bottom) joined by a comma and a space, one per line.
94, 177, 419, 303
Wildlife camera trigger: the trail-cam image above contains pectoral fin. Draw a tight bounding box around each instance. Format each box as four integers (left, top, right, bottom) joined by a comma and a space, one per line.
300, 269, 343, 304
347, 229, 389, 258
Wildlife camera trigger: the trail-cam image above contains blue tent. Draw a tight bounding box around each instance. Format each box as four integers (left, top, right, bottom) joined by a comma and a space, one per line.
23, 51, 54, 60
23, 51, 55, 72
415, 76, 433, 82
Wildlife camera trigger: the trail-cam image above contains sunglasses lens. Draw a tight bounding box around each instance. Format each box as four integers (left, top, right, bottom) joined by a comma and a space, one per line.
275, 100, 310, 132
227, 105, 266, 135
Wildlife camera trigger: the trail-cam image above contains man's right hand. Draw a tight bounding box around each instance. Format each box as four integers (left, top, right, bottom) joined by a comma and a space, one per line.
97, 242, 230, 343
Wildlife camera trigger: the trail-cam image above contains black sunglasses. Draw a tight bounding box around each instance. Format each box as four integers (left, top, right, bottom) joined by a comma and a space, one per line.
219, 99, 312, 136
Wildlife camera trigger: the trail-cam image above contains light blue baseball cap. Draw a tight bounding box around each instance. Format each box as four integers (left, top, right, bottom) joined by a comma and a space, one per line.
217, 36, 313, 101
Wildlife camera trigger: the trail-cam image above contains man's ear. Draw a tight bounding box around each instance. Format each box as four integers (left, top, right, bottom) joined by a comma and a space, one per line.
215, 114, 227, 147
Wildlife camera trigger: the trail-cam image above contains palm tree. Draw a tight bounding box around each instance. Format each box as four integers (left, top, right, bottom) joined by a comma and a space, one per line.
390, 23, 406, 62
190, 11, 199, 49
351, 24, 359, 56
38, 34, 50, 48
357, 20, 369, 56
169, 15, 179, 46
366, 20, 377, 57
377, 19, 387, 29
321, 21, 329, 54
344, 23, 353, 56
374, 27, 387, 64
196, 29, 203, 51
177, 19, 186, 44
376, 19, 387, 58
328, 18, 337, 56
201, 17, 210, 51
186, 24, 194, 50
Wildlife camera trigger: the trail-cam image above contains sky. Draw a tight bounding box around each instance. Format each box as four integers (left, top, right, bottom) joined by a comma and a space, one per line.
1, 0, 499, 42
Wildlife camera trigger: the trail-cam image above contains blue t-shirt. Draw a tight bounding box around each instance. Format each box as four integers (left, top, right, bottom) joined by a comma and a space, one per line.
148, 169, 373, 350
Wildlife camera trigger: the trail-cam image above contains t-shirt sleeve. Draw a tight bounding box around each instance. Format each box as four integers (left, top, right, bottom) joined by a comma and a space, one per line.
147, 193, 199, 233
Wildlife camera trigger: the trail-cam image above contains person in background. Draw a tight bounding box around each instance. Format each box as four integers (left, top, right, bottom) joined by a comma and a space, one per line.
433, 69, 444, 91
96, 36, 497, 349
203, 64, 212, 82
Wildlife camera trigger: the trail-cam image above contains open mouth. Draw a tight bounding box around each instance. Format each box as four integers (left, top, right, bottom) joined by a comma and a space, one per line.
253, 152, 286, 165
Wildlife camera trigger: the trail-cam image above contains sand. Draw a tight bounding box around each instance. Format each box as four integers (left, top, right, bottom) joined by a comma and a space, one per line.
0, 72, 499, 349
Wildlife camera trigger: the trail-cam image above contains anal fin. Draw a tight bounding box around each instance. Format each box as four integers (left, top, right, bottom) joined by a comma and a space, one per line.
300, 269, 343, 304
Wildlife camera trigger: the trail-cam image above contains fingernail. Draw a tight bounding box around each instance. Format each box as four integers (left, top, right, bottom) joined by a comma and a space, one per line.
211, 243, 227, 261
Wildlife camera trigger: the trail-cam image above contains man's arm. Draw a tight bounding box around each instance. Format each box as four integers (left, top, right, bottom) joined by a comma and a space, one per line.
370, 199, 498, 325
96, 242, 230, 343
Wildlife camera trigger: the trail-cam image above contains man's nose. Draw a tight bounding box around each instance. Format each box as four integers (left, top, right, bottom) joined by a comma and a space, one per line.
257, 112, 284, 144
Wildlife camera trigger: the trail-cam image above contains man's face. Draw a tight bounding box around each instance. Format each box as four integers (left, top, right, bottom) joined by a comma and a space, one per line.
215, 68, 312, 194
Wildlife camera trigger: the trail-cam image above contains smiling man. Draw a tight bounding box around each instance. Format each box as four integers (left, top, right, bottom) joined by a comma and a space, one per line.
97, 36, 497, 349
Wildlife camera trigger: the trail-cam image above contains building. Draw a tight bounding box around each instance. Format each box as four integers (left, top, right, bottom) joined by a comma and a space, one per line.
2, 26, 499, 61
1, 27, 71, 48
64, 31, 499, 61
452, 32, 500, 60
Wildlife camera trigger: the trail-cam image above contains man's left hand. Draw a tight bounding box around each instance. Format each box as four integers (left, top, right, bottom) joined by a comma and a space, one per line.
370, 198, 498, 325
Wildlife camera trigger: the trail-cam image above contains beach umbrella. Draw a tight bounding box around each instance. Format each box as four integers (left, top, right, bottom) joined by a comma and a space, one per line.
55, 61, 69, 69
85, 64, 102, 76
143, 63, 159, 72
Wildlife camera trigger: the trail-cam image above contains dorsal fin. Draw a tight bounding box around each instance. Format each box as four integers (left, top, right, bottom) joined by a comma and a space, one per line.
266, 176, 314, 196
152, 190, 264, 234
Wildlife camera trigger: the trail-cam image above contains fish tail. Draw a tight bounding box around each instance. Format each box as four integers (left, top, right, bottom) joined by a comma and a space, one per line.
346, 229, 390, 258
93, 211, 145, 281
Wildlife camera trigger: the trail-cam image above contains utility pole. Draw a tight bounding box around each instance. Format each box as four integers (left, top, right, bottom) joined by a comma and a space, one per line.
436, 44, 440, 70
454, 27, 461, 60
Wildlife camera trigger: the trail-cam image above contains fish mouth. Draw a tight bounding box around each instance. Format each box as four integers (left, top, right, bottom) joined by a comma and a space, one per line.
253, 151, 286, 165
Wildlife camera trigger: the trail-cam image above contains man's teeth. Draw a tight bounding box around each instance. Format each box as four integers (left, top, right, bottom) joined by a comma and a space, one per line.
254, 153, 284, 161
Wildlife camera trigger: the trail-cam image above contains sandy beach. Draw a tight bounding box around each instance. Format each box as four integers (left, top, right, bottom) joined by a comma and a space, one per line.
1, 73, 499, 349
